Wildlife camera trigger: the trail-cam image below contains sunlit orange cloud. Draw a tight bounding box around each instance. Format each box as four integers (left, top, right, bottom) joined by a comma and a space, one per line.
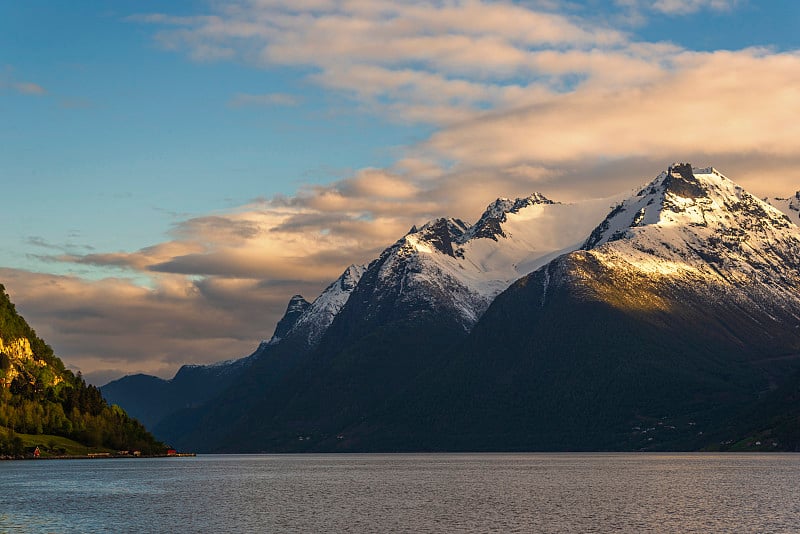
63, 201, 414, 280
141, 1, 800, 200
416, 48, 800, 197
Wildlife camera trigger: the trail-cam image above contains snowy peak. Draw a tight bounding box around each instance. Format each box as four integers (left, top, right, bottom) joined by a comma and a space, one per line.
338, 264, 365, 292
286, 295, 311, 313
662, 162, 708, 199
267, 295, 311, 345
287, 264, 367, 347
578, 164, 800, 283
359, 191, 602, 330
410, 217, 470, 257
463, 193, 555, 242
583, 164, 794, 251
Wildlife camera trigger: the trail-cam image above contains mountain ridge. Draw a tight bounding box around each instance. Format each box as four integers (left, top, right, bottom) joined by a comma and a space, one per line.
104, 165, 800, 452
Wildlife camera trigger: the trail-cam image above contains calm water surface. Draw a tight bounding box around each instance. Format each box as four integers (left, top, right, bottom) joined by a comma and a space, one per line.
1, 453, 799, 533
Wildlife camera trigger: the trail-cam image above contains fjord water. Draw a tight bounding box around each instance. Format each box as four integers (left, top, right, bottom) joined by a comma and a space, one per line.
2, 454, 799, 532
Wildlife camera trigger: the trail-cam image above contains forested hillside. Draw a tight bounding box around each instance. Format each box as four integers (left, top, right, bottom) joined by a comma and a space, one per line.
0, 284, 164, 457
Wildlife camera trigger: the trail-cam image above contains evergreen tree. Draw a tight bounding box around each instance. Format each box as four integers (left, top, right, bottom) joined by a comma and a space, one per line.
0, 284, 165, 456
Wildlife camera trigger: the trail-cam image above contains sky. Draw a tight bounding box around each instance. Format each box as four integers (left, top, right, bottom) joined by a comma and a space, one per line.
1, 0, 799, 385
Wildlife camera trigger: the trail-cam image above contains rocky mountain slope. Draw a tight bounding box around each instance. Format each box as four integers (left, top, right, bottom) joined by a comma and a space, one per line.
102, 264, 368, 434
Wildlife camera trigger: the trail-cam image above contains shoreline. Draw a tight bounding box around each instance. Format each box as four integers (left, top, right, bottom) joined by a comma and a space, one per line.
0, 452, 196, 461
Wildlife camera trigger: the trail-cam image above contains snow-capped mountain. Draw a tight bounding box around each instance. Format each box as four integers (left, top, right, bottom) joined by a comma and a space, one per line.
579, 164, 800, 288
283, 264, 366, 348
331, 192, 618, 332
109, 163, 800, 454
407, 163, 800, 452
502, 163, 800, 357
462, 192, 555, 241
267, 295, 310, 345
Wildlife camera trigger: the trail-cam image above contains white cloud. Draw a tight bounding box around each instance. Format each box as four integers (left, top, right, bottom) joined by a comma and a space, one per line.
132, 0, 797, 199
651, 0, 739, 14
139, 1, 629, 124
423, 49, 800, 168
616, 0, 740, 15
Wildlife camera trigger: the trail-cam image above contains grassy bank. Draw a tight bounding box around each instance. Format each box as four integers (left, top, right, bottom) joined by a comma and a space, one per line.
4, 428, 114, 457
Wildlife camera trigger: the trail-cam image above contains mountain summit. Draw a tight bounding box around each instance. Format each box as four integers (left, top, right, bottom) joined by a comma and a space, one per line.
267, 295, 310, 345
463, 193, 556, 241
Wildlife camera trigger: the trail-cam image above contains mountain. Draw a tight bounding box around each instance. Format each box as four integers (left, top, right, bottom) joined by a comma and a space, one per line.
0, 284, 164, 457
283, 264, 367, 348
267, 295, 309, 345
379, 164, 800, 451
147, 192, 633, 451
305, 193, 616, 335
108, 164, 800, 453
101, 343, 265, 431
101, 264, 367, 437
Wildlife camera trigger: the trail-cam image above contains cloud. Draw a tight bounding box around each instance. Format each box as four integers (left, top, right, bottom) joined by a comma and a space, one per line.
422, 49, 800, 170
650, 0, 739, 15
0, 267, 324, 385
27, 236, 66, 250
13, 82, 46, 95
0, 69, 47, 96
57, 174, 436, 281
228, 92, 301, 107
137, 1, 629, 124
9, 0, 793, 386
57, 242, 206, 271
615, 0, 740, 15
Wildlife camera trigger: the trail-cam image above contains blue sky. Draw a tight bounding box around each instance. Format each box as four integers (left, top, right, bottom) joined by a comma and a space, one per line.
2, 0, 799, 384
1, 1, 422, 274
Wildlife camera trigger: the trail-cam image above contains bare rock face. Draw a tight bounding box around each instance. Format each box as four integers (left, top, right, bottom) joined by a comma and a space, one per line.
267, 295, 310, 345
0, 336, 64, 388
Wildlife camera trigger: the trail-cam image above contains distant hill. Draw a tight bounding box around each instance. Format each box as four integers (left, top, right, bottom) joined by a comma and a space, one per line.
0, 284, 165, 457
101, 345, 265, 432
